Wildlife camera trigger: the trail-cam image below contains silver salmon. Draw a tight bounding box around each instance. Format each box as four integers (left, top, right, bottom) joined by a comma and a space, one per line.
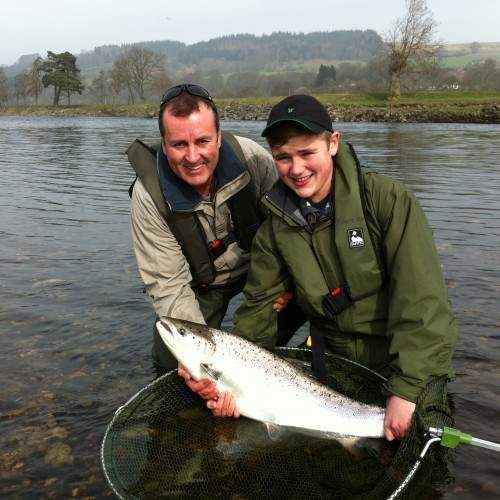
157, 318, 385, 439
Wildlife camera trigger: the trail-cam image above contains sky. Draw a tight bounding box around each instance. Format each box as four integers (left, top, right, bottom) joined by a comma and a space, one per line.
1, 0, 499, 66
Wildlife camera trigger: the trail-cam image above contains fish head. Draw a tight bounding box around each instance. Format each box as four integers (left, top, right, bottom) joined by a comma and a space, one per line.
156, 318, 216, 380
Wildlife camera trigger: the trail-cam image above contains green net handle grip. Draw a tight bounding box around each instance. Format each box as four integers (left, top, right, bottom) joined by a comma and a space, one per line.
441, 427, 472, 448
429, 427, 500, 452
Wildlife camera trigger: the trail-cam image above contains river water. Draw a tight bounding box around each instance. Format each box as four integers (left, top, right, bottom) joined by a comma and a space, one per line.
0, 116, 499, 499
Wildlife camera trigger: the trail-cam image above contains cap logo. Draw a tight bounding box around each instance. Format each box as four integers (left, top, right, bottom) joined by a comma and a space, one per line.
287, 107, 295, 114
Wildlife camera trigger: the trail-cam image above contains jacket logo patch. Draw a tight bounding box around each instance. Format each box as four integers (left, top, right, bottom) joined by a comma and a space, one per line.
348, 228, 365, 248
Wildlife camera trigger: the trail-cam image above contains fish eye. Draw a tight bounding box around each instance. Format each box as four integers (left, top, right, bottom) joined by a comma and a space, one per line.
179, 328, 186, 336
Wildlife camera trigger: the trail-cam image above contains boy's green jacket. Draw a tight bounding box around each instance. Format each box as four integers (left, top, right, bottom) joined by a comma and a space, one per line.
233, 141, 457, 403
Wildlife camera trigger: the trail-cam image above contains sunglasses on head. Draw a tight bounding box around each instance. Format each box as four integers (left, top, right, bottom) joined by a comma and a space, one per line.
160, 84, 212, 107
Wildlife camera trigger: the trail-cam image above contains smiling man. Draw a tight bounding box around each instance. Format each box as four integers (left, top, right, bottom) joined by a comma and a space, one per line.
128, 85, 305, 374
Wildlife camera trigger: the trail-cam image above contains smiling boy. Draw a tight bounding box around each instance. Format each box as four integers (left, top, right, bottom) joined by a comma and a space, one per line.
226, 95, 457, 441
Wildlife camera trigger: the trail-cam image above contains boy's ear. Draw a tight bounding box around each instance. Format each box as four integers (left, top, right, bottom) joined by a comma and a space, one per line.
329, 131, 340, 155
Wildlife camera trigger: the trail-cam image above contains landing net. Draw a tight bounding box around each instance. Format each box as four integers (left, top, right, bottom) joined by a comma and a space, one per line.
101, 348, 453, 499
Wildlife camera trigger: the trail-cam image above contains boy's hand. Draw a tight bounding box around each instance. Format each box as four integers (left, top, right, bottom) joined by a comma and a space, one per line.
383, 395, 416, 441
273, 290, 294, 312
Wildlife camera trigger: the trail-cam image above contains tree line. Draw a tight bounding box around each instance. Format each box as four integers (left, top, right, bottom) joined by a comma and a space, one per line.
1, 0, 499, 107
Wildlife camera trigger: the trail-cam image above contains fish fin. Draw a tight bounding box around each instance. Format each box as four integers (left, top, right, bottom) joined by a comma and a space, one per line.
201, 363, 222, 380
337, 436, 395, 459
265, 422, 288, 441
282, 357, 316, 379
336, 437, 374, 457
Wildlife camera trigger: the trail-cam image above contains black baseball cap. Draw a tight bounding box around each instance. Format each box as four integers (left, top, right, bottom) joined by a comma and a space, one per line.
262, 95, 333, 137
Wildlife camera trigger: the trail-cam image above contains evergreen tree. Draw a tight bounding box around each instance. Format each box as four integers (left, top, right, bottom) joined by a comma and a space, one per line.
40, 51, 85, 105
316, 64, 337, 86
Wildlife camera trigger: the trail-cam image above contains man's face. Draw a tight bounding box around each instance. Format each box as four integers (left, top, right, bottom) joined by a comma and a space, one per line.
270, 131, 340, 203
161, 103, 221, 196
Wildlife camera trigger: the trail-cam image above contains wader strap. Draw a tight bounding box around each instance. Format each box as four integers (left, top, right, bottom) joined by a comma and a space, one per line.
310, 323, 327, 384
208, 233, 236, 260
322, 286, 354, 319
221, 130, 245, 165
127, 140, 167, 215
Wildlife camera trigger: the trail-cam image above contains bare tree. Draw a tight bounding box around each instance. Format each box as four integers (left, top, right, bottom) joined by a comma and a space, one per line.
14, 72, 31, 105
89, 70, 109, 105
109, 57, 131, 103
150, 70, 172, 103
0, 68, 9, 105
383, 0, 442, 99
28, 56, 44, 105
462, 59, 500, 91
116, 47, 166, 103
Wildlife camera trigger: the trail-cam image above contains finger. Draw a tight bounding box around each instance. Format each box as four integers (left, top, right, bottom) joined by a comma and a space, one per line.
196, 381, 218, 399
215, 391, 236, 417
177, 365, 191, 380
216, 392, 232, 417
226, 394, 240, 418
384, 426, 396, 441
200, 387, 219, 400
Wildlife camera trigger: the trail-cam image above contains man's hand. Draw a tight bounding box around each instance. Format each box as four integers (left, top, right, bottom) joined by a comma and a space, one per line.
178, 365, 240, 418
273, 290, 294, 312
177, 365, 218, 400
383, 394, 416, 441
207, 391, 240, 418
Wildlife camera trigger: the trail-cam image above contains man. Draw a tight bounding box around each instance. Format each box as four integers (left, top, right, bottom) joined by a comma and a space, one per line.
186, 94, 457, 441
129, 84, 303, 374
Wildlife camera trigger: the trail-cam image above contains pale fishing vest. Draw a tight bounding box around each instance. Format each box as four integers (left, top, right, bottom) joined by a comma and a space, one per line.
127, 131, 261, 286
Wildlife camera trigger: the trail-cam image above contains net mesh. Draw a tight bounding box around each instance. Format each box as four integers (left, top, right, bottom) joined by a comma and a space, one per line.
101, 348, 453, 499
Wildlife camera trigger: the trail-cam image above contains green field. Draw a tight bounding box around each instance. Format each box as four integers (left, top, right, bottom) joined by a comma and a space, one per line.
440, 42, 500, 69
260, 43, 500, 74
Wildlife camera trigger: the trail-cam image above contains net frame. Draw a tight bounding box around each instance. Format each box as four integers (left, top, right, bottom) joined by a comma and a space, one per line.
101, 348, 453, 499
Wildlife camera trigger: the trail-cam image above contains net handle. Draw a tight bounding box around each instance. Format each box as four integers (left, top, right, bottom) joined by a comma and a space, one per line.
386, 436, 442, 500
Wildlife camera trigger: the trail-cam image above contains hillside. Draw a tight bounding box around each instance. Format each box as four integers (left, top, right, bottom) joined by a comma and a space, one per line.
2, 33, 499, 105
3, 33, 499, 82
1, 30, 384, 79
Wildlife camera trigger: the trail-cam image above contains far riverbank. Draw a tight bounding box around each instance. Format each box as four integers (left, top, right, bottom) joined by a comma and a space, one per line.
2, 93, 500, 123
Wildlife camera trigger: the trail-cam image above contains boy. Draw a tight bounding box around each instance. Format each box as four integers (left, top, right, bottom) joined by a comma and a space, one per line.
185, 95, 457, 441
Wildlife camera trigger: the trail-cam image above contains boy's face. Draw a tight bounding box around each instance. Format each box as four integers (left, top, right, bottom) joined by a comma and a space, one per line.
270, 131, 339, 203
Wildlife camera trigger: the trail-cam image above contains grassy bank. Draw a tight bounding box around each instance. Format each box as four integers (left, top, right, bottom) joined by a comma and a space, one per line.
1, 91, 499, 122
223, 91, 500, 107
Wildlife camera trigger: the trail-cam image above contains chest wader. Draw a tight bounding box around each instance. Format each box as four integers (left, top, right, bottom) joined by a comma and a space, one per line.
309, 143, 386, 382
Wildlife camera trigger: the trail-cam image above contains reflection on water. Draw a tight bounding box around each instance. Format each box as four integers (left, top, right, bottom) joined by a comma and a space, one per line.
0, 117, 499, 499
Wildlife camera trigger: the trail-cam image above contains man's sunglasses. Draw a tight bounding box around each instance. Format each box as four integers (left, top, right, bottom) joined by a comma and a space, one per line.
160, 84, 213, 107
